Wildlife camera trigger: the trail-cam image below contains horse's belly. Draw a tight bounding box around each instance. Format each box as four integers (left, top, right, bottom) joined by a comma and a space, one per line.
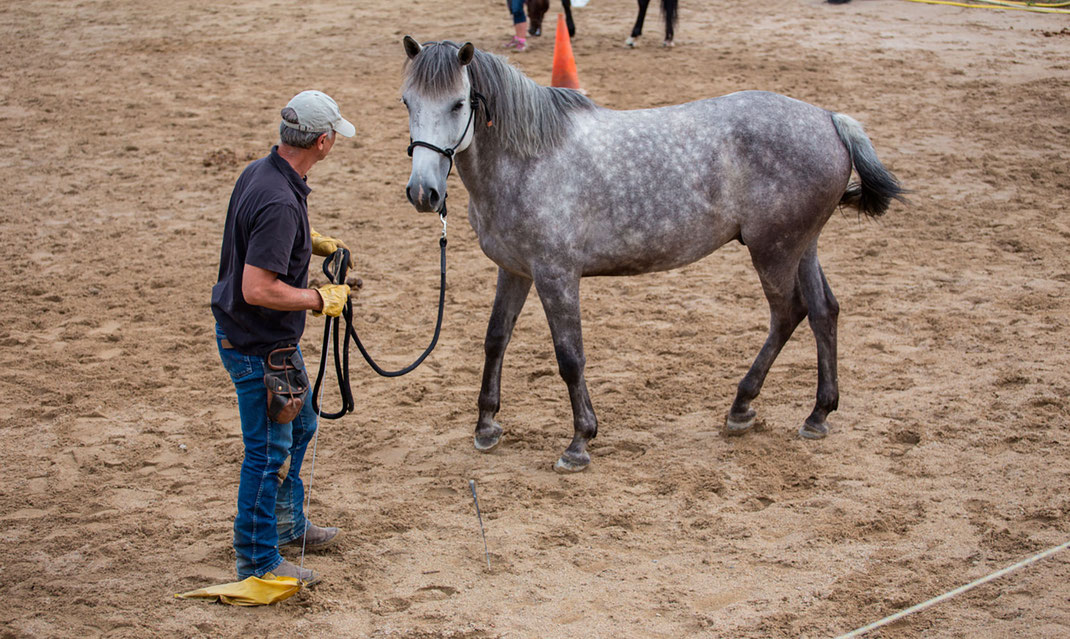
474, 230, 534, 277
575, 187, 739, 276
581, 225, 725, 276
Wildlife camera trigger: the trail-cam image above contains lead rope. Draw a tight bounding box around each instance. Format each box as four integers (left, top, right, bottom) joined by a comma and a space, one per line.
299, 250, 350, 578
312, 212, 448, 420
299, 223, 445, 576
299, 308, 332, 578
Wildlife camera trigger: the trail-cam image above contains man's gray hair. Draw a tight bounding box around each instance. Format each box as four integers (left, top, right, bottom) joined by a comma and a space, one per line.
279, 107, 329, 148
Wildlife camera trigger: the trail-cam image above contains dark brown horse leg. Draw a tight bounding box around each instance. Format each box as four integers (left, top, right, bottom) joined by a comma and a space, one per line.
526, 0, 549, 36
627, 0, 651, 46
533, 267, 596, 473
726, 252, 808, 434
662, 0, 677, 46
475, 268, 533, 451
796, 249, 839, 439
562, 0, 575, 38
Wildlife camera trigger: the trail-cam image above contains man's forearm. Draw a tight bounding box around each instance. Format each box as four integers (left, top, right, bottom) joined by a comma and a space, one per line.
243, 276, 323, 312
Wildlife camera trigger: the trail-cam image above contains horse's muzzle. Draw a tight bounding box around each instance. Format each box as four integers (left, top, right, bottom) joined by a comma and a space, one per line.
406, 180, 444, 213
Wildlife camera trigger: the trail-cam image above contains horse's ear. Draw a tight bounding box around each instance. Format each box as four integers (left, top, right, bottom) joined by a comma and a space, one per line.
403, 35, 422, 60
458, 42, 475, 66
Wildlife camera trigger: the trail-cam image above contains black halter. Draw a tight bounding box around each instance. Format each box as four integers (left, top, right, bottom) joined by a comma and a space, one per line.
405, 39, 493, 202
406, 89, 490, 187
311, 55, 497, 416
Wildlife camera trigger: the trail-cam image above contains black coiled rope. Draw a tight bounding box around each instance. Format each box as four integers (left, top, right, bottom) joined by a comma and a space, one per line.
311, 230, 447, 419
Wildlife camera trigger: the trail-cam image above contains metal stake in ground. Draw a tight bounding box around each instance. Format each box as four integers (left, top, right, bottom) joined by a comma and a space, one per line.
468, 479, 491, 570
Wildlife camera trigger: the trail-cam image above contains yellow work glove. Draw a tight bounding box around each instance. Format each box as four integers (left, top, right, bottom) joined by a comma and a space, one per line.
313, 284, 351, 318
310, 226, 355, 268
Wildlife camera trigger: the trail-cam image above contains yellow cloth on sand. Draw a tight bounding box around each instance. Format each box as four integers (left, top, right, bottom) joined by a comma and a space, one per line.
174, 574, 301, 606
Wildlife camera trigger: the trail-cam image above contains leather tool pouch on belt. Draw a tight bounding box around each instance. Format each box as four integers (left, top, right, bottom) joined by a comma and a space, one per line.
264, 347, 309, 424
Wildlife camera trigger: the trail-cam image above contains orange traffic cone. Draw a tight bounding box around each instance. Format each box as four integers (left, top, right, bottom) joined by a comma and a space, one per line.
550, 13, 581, 90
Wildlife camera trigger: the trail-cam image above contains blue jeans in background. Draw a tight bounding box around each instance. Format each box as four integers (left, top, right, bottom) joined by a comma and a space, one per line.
509, 0, 526, 24
215, 325, 317, 578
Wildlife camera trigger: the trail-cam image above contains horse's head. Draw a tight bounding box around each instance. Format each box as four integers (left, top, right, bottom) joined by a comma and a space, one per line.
401, 36, 478, 213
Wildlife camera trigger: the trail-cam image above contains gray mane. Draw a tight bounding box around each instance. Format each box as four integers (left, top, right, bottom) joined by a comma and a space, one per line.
403, 41, 596, 158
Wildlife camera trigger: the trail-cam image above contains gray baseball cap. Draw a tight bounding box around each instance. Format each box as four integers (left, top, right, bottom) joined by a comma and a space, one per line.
281, 90, 356, 138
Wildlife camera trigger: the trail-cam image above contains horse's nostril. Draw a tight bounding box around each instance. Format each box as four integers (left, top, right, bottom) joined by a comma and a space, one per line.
406, 185, 415, 205
429, 188, 440, 208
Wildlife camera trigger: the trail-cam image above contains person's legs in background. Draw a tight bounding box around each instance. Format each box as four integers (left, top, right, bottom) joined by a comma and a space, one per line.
506, 0, 528, 51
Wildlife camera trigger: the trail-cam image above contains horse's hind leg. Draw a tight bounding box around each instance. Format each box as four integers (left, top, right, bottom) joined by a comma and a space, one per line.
626, 0, 651, 47
662, 0, 678, 47
526, 0, 548, 36
562, 0, 576, 38
796, 248, 839, 439
475, 268, 533, 451
532, 267, 597, 473
726, 251, 809, 434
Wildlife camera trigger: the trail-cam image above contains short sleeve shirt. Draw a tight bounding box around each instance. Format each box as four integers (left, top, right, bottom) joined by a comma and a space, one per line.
211, 146, 313, 356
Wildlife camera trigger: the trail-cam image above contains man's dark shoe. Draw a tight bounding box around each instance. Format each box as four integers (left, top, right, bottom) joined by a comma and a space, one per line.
282, 524, 341, 551
264, 559, 321, 586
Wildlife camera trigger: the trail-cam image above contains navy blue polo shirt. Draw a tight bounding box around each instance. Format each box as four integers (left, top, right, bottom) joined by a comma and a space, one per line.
211, 146, 313, 357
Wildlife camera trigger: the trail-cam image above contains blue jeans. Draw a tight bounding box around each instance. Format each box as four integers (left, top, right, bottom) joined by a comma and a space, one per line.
216, 325, 317, 578
509, 0, 526, 24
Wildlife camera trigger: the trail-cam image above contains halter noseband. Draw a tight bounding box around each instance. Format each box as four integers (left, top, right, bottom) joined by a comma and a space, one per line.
405, 41, 493, 217
406, 90, 490, 169
406, 42, 492, 178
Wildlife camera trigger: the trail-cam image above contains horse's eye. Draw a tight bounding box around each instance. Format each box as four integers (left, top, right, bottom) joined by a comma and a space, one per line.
452, 101, 464, 113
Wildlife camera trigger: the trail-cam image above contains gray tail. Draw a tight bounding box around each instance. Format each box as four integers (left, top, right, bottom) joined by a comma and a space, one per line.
831, 113, 906, 218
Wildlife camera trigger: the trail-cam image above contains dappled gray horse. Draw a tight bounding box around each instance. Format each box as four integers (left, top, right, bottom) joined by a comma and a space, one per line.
401, 38, 904, 473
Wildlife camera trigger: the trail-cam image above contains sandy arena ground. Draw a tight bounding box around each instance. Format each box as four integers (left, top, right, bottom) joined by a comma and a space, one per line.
2, 0, 1069, 637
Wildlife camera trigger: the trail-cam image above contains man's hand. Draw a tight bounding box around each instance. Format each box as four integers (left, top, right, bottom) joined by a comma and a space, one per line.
310, 226, 355, 268
313, 284, 351, 317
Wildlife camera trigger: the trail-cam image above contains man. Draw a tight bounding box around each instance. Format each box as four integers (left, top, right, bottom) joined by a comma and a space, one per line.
211, 90, 356, 585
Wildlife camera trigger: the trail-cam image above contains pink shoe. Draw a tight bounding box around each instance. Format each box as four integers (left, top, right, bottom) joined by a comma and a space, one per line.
502, 36, 527, 51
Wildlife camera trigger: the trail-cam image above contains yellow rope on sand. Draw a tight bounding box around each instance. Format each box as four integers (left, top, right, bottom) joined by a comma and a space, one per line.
975, 0, 1070, 6
834, 539, 1070, 639
902, 0, 1070, 12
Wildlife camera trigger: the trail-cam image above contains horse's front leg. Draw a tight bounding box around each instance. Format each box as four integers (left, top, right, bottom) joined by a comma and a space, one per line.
533, 267, 597, 473
475, 268, 533, 451
626, 0, 651, 47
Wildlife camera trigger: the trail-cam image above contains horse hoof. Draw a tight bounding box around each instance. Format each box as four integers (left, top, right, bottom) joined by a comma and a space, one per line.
553, 451, 590, 473
625, 36, 638, 48
724, 410, 756, 435
474, 425, 503, 452
662, 39, 674, 48
799, 420, 829, 440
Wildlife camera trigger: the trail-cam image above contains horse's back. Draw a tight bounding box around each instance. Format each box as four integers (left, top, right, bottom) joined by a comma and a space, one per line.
479, 91, 852, 277
652, 90, 850, 189
557, 91, 851, 265
573, 90, 849, 202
